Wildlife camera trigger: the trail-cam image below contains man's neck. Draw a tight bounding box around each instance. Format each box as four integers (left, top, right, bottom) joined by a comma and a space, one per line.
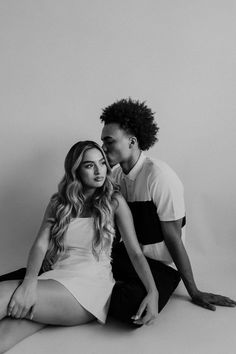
120, 150, 142, 174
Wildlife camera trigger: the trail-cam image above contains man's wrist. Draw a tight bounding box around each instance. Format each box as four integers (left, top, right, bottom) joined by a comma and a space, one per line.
188, 287, 200, 298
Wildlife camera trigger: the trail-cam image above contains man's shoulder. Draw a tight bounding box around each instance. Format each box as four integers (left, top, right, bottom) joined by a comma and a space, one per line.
142, 156, 177, 177
110, 157, 166, 180
111, 155, 182, 185
142, 156, 183, 189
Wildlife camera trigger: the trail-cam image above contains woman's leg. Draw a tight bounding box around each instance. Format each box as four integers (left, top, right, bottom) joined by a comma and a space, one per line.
0, 279, 95, 324
33, 279, 95, 325
0, 318, 44, 353
0, 279, 95, 352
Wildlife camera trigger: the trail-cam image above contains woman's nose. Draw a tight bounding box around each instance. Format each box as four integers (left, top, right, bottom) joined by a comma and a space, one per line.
94, 165, 100, 175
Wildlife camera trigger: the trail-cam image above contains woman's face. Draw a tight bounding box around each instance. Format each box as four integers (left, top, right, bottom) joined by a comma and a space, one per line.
78, 148, 107, 193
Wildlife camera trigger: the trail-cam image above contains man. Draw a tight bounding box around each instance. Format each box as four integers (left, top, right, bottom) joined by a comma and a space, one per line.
100, 98, 235, 325
0, 99, 235, 341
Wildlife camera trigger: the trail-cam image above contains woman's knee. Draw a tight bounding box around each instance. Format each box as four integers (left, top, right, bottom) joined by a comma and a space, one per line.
0, 280, 20, 295
0, 280, 19, 305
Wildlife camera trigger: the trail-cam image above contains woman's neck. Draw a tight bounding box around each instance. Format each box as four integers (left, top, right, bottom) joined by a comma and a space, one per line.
83, 188, 96, 198
79, 194, 94, 218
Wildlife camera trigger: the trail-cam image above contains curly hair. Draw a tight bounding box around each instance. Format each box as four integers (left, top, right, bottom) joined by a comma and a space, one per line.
100, 98, 159, 151
42, 141, 118, 271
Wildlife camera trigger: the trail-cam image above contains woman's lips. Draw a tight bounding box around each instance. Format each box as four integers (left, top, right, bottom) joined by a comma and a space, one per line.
94, 176, 104, 181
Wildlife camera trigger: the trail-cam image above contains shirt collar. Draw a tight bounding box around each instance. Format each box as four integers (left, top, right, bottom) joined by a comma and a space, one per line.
124, 152, 146, 181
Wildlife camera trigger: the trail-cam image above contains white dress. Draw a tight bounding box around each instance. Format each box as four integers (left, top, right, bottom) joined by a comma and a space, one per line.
38, 217, 115, 323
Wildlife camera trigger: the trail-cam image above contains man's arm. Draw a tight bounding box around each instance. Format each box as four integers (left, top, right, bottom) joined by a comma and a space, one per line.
161, 219, 236, 310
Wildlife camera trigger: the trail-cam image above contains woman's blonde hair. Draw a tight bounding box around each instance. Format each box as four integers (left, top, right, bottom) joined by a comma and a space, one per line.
42, 141, 118, 271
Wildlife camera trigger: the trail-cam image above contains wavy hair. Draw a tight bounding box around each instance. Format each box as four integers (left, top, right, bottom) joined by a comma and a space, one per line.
42, 141, 118, 271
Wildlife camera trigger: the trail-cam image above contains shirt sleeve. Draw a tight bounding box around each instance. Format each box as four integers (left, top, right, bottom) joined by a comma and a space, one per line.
148, 165, 185, 222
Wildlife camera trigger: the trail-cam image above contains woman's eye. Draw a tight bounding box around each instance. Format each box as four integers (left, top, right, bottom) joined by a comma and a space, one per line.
85, 164, 93, 169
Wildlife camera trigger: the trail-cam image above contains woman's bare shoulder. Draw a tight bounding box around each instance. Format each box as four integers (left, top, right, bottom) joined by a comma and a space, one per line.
42, 196, 57, 224
111, 192, 130, 215
112, 190, 126, 202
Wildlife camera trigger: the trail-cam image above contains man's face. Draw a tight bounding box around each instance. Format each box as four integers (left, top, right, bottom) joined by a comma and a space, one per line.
101, 123, 132, 167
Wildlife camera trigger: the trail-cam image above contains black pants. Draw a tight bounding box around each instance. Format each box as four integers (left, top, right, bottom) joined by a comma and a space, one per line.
108, 243, 180, 326
0, 243, 180, 327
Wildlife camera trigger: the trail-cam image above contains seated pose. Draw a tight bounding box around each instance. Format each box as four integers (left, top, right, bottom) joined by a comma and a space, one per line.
0, 141, 158, 353
100, 98, 236, 322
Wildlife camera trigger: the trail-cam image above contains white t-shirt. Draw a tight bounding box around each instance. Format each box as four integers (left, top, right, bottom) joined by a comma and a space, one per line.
112, 152, 186, 265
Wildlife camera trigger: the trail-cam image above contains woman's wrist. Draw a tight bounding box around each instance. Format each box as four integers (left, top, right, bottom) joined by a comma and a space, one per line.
22, 275, 38, 287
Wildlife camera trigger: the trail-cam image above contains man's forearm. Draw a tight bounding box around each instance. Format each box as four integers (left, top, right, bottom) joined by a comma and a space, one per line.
161, 219, 199, 297
165, 238, 198, 297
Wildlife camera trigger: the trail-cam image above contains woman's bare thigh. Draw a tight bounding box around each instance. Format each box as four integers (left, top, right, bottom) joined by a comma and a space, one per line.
0, 279, 95, 326
0, 318, 44, 353
33, 279, 95, 326
0, 279, 95, 353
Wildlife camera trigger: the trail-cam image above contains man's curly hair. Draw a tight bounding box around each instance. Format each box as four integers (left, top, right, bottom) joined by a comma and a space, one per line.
100, 98, 159, 151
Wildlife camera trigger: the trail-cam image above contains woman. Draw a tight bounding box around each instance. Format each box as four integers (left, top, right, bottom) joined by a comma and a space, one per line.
0, 141, 159, 353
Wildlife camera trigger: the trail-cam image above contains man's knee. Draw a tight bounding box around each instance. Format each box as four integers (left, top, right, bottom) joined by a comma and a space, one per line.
148, 260, 181, 312
109, 280, 146, 326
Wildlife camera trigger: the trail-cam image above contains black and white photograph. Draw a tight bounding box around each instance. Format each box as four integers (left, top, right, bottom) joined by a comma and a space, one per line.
0, 1, 235, 353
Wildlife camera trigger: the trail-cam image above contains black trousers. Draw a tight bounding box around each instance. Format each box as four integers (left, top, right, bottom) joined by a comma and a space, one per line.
0, 243, 180, 327
108, 243, 180, 326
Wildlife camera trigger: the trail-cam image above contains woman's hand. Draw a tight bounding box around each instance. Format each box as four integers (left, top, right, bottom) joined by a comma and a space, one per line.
191, 290, 236, 311
8, 280, 37, 320
131, 290, 159, 325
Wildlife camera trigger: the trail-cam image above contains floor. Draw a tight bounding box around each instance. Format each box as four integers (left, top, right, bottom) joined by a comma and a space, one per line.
5, 248, 236, 354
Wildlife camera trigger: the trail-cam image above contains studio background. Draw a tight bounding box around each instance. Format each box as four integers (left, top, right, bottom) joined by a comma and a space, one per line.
0, 1, 235, 353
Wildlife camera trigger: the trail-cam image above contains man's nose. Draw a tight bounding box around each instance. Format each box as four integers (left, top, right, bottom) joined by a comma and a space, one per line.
102, 143, 107, 152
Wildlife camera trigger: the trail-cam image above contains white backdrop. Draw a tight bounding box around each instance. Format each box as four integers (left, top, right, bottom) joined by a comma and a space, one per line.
1, 2, 236, 353
0, 0, 236, 279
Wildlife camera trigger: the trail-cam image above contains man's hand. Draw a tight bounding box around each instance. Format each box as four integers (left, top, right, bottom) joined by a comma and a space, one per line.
191, 290, 236, 311
131, 290, 159, 325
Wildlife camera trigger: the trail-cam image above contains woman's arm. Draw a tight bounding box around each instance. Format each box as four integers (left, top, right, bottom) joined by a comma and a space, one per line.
113, 193, 159, 325
8, 202, 52, 319
23, 202, 52, 283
